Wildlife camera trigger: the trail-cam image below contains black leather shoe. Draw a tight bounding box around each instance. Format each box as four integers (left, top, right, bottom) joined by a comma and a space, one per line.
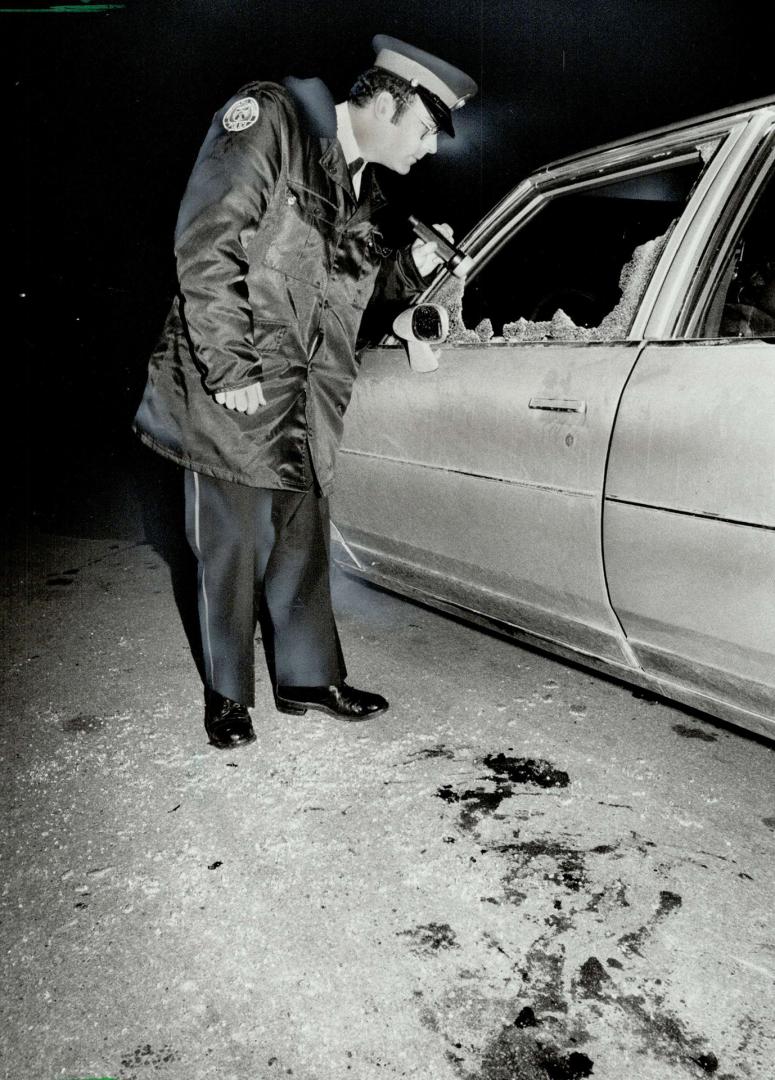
204, 689, 256, 749
274, 683, 389, 721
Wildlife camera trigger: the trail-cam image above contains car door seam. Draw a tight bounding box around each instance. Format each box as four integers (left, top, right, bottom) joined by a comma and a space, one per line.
600, 342, 651, 670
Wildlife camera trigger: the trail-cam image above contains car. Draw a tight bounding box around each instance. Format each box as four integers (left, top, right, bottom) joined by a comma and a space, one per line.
331, 95, 775, 740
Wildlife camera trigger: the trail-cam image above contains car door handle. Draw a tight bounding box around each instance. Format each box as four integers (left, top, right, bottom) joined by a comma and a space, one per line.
528, 397, 587, 414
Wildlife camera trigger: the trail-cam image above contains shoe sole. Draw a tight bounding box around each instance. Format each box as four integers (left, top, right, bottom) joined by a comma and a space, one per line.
274, 697, 387, 721
207, 731, 257, 749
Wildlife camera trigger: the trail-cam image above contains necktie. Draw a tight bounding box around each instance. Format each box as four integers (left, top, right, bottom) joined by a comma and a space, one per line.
348, 157, 364, 177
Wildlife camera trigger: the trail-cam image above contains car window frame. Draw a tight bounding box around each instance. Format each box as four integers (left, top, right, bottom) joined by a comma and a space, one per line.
633, 110, 775, 339
412, 146, 724, 346
675, 129, 775, 339
452, 155, 712, 343
412, 149, 711, 346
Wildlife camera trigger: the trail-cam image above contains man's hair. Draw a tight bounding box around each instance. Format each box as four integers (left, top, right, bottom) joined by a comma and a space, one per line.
348, 67, 415, 123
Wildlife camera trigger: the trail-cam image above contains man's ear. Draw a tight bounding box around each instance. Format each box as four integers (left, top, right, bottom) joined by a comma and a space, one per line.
373, 90, 398, 124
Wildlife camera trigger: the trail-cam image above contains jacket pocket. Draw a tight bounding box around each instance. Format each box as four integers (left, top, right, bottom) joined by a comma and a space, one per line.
262, 183, 331, 286
253, 320, 288, 351
253, 320, 290, 376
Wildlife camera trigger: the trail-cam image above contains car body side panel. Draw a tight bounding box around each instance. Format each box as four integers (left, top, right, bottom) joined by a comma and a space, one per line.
603, 341, 775, 719
603, 507, 775, 716
605, 341, 775, 524
334, 523, 640, 666
334, 342, 641, 663
337, 470, 627, 662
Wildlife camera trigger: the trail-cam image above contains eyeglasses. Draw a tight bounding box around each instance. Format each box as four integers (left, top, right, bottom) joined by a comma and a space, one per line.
404, 101, 439, 141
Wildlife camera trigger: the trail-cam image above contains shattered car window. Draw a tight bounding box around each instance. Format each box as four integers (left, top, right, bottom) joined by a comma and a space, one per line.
438, 231, 670, 343
441, 160, 702, 344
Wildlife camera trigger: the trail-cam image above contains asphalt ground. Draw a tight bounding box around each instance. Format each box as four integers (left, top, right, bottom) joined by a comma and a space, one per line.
2, 452, 774, 1080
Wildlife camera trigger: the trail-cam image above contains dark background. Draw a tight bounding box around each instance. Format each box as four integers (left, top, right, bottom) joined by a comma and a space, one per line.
7, 0, 775, 522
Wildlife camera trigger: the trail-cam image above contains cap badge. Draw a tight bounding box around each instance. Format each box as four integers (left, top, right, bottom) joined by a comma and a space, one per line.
223, 97, 260, 132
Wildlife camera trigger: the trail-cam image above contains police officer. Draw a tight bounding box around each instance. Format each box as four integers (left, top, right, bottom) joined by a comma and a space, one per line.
133, 36, 477, 749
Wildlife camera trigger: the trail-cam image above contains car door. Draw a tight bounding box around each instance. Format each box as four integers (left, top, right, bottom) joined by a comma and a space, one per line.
603, 342, 775, 725
334, 148, 710, 668
603, 132, 775, 731
337, 337, 640, 664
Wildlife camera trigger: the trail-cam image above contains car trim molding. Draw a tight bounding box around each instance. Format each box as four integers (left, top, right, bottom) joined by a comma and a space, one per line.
604, 495, 775, 532
338, 447, 596, 499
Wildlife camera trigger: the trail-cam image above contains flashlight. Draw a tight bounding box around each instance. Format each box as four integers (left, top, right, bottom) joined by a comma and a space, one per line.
409, 215, 473, 279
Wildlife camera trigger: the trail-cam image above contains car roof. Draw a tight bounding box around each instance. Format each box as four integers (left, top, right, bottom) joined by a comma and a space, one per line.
538, 93, 775, 176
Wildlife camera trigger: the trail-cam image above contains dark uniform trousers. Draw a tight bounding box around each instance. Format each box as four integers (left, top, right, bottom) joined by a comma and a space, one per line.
183, 462, 346, 707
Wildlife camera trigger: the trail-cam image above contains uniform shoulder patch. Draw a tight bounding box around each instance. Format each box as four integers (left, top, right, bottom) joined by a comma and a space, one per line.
223, 96, 260, 132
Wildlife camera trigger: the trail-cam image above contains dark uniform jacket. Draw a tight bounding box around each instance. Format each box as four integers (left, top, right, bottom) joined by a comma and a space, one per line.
133, 77, 425, 495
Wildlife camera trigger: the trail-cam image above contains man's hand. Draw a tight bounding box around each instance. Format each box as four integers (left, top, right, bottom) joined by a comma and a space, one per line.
214, 382, 266, 415
411, 222, 454, 277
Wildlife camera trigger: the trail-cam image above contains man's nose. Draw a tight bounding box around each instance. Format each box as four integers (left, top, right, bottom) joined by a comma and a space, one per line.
420, 133, 438, 157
